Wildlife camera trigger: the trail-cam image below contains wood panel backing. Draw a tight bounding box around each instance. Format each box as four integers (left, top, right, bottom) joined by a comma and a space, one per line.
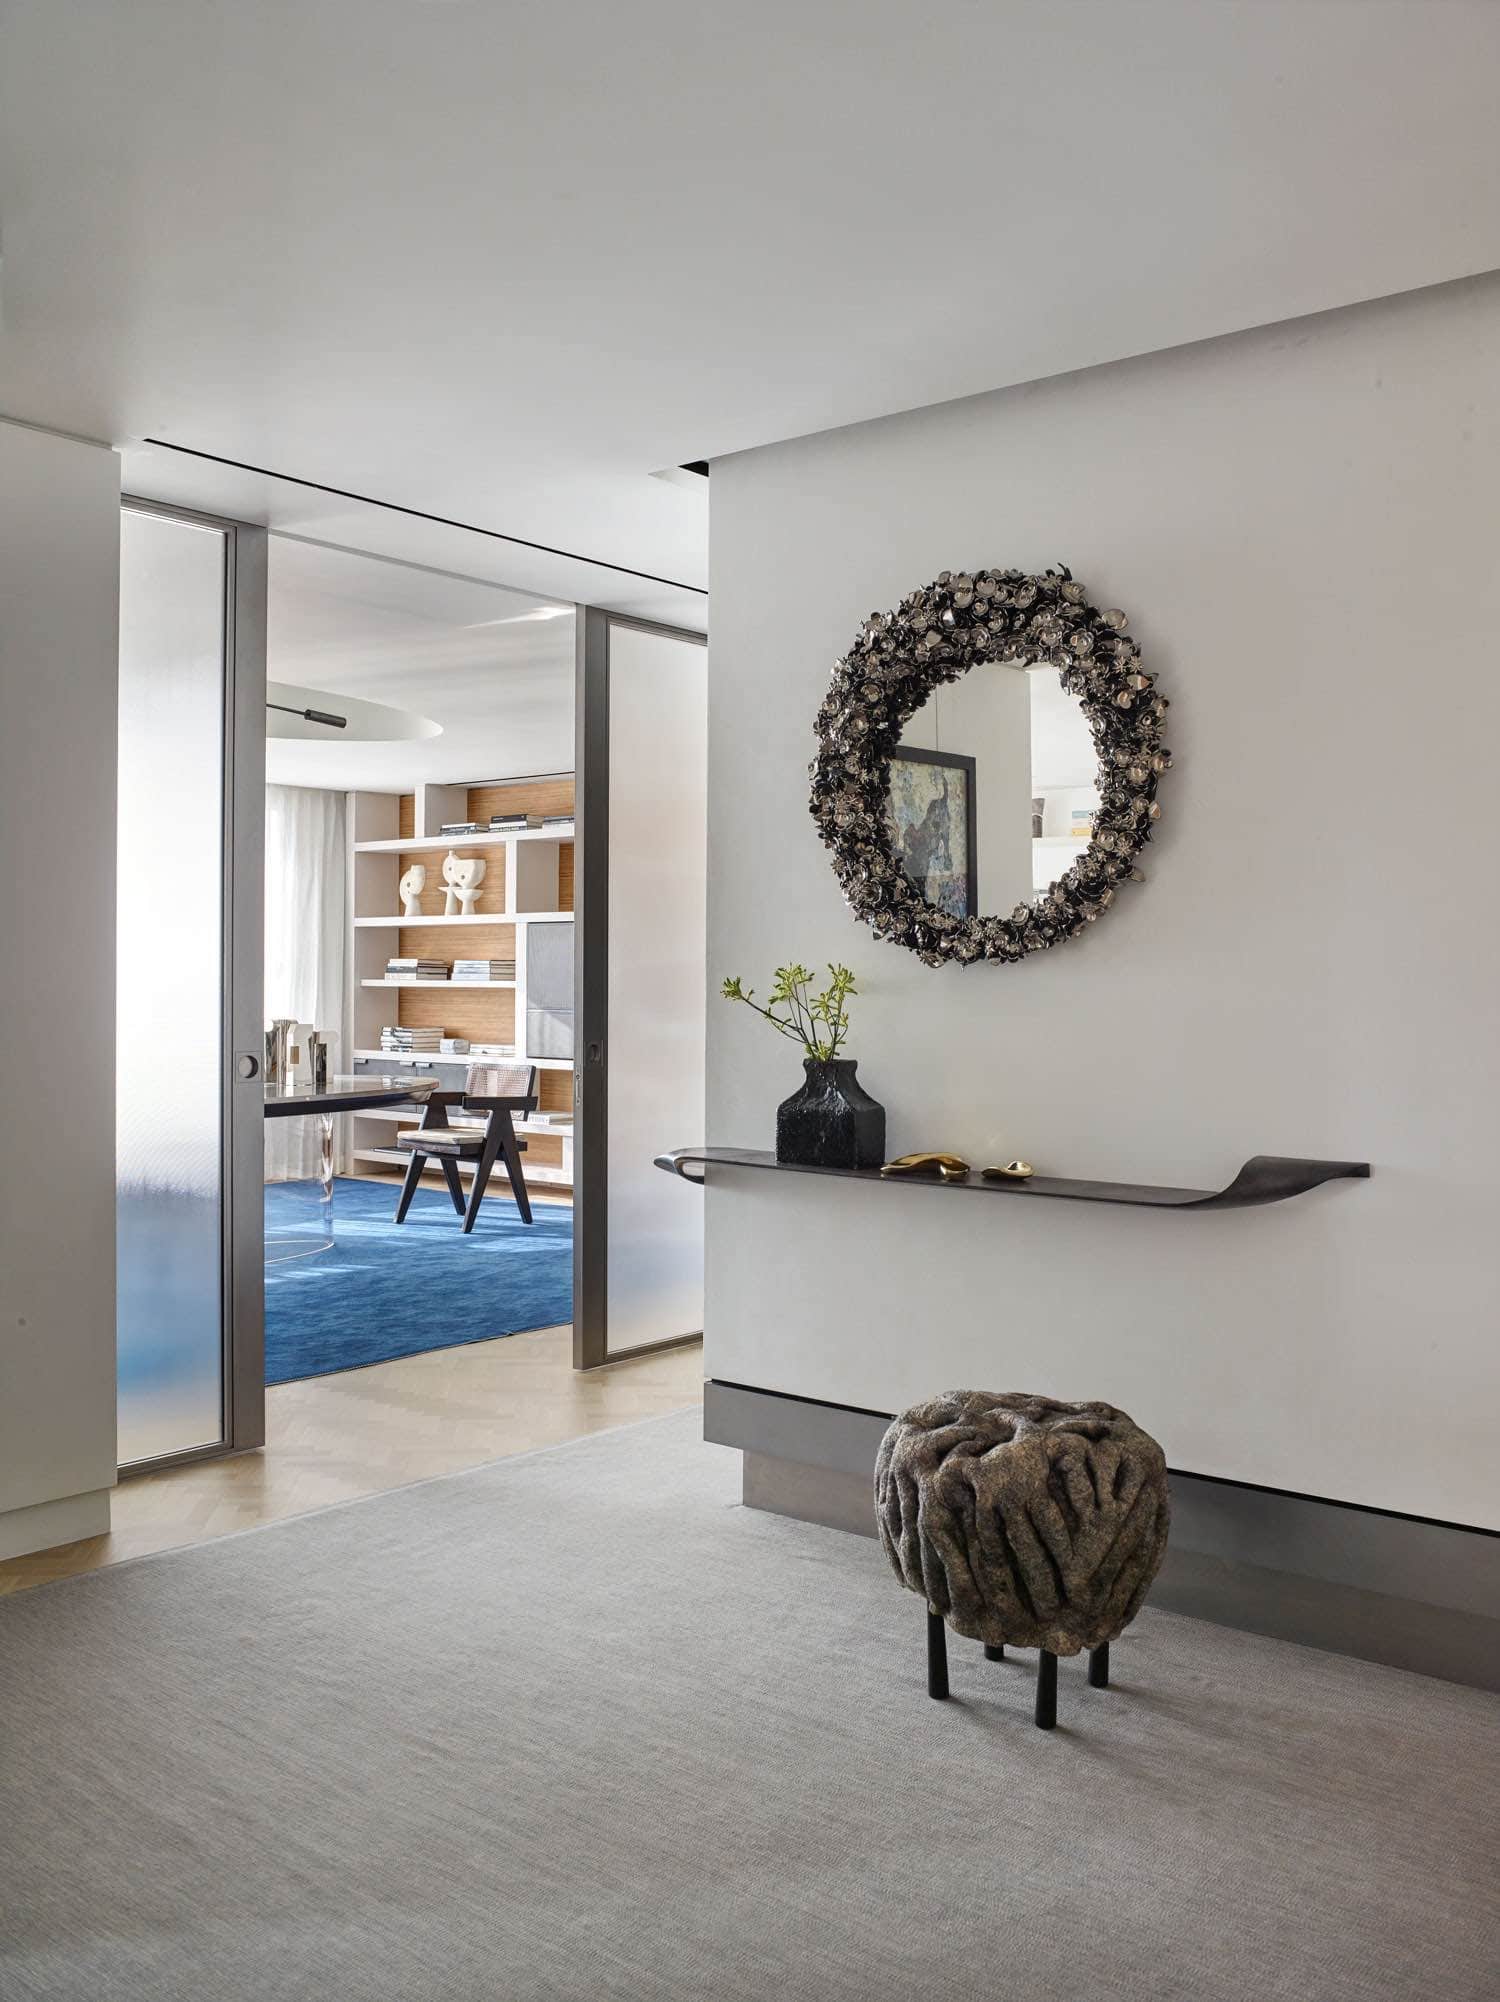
395, 922, 515, 961
398, 794, 416, 839
537, 1068, 573, 1115
396, 986, 516, 1044
467, 776, 574, 822
557, 843, 574, 912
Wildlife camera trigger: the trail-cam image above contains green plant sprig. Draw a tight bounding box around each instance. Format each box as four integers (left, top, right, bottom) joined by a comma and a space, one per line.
721, 962, 859, 1062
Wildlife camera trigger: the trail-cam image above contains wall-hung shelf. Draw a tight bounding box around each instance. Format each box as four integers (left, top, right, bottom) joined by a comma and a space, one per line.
654, 1147, 1370, 1211
360, 977, 516, 989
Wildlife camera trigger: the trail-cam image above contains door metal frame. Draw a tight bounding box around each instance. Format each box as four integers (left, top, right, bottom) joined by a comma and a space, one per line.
225, 518, 267, 1451
573, 608, 707, 1371
117, 497, 267, 1471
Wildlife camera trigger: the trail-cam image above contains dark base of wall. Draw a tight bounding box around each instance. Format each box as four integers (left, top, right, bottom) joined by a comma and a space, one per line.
742, 1450, 874, 1537
709, 1383, 1500, 1694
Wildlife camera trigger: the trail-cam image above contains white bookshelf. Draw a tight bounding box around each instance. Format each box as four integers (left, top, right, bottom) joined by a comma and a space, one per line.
343, 777, 577, 1200
354, 911, 571, 929
353, 825, 573, 854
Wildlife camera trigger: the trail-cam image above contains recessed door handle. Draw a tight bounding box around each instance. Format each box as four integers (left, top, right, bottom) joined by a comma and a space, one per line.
236, 1051, 261, 1080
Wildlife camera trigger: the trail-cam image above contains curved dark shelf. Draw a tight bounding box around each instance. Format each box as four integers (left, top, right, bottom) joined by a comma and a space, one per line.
653, 1147, 1370, 1210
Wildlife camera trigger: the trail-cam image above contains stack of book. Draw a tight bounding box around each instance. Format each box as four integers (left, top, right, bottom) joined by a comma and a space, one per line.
527, 1111, 573, 1129
451, 956, 515, 983
541, 813, 574, 830
440, 820, 481, 836
439, 1036, 470, 1056
379, 1026, 443, 1055
489, 811, 542, 831
386, 957, 448, 982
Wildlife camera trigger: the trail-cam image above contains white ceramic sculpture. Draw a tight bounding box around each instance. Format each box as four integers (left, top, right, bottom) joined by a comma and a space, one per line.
399, 863, 426, 919
442, 851, 486, 916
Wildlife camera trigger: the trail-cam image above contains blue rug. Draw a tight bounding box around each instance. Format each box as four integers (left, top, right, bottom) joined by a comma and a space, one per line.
264, 1177, 573, 1385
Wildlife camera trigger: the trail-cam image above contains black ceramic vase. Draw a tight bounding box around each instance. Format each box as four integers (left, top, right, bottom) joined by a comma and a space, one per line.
776, 1058, 886, 1170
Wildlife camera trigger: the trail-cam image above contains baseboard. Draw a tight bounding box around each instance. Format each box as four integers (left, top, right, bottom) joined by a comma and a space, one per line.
706, 1382, 1500, 1693
0, 1487, 111, 1562
742, 1451, 875, 1537
1149, 1547, 1500, 1690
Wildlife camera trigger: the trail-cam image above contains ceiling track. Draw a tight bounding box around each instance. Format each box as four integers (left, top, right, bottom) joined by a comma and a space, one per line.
140, 438, 709, 597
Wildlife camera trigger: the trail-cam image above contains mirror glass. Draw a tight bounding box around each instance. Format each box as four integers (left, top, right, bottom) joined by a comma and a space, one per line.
887, 666, 1099, 918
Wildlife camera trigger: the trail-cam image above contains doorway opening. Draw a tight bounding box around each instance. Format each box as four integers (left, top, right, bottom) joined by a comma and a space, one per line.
112, 497, 706, 1541
261, 539, 577, 1388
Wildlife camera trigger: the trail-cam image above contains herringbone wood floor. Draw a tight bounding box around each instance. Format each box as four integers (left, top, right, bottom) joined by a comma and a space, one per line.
0, 1327, 704, 1596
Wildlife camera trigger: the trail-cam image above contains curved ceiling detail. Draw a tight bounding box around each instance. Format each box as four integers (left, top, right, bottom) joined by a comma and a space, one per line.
266, 679, 442, 744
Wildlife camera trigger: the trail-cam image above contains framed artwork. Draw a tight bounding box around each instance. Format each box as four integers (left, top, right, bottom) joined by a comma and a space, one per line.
886, 747, 977, 919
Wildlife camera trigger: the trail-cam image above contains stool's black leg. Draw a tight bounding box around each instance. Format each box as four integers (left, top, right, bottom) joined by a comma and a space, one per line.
1088, 1642, 1110, 1689
1034, 1649, 1057, 1729
927, 1611, 949, 1700
984, 1643, 1005, 1662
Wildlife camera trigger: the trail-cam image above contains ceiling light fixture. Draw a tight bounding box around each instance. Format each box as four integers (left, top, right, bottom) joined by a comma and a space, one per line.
267, 700, 347, 729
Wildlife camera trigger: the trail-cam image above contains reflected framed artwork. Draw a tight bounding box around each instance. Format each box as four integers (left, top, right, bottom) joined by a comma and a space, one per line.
887, 747, 977, 919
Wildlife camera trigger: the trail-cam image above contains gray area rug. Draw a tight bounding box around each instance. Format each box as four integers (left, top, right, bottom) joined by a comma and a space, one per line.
1, 1412, 1496, 2002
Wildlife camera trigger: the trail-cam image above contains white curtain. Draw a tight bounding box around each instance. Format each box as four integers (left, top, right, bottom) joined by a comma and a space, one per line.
264, 784, 348, 1180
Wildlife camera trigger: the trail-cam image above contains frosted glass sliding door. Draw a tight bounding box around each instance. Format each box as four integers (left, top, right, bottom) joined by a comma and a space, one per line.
575, 613, 706, 1365
117, 503, 265, 1466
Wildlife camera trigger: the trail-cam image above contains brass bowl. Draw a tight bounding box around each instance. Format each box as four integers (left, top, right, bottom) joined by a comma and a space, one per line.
880, 1152, 971, 1183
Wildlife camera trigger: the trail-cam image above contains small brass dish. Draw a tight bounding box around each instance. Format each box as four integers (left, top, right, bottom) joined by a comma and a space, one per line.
981, 1160, 1035, 1181
880, 1151, 971, 1183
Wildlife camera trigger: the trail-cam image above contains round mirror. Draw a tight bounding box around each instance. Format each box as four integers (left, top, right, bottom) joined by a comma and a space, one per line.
810, 567, 1172, 967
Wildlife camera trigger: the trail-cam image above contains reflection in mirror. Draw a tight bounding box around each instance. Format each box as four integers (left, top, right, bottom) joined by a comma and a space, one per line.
889, 665, 1099, 919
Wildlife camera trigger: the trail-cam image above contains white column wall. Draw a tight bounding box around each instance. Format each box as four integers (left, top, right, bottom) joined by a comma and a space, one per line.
704, 275, 1500, 1530
0, 421, 121, 1556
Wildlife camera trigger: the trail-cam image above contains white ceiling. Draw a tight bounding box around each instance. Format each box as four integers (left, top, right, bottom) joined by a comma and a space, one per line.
3, 1, 1498, 615
263, 538, 574, 791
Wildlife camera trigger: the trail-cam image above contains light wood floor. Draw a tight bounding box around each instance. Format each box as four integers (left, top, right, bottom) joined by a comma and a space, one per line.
0, 1328, 704, 1597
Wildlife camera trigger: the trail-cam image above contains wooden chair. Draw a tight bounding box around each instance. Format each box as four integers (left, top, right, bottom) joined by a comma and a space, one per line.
393, 1062, 538, 1232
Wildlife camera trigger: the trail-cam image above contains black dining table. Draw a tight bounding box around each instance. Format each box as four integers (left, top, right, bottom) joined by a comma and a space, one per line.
263, 1074, 439, 1258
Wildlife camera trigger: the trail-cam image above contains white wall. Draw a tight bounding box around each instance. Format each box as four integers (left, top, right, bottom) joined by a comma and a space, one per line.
705, 274, 1500, 1532
0, 421, 120, 1556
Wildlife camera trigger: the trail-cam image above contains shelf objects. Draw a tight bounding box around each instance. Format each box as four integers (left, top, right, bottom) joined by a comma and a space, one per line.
441, 850, 486, 916
879, 1153, 1036, 1181
399, 863, 426, 918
